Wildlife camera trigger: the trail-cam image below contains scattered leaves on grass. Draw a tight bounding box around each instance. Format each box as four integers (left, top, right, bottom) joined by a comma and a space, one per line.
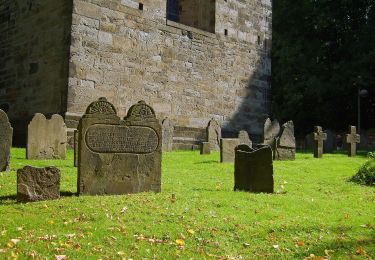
356, 246, 366, 255
296, 241, 305, 247
175, 239, 185, 246
55, 255, 67, 260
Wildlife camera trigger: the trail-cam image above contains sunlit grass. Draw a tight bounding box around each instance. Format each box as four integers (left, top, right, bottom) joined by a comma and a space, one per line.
0, 148, 374, 259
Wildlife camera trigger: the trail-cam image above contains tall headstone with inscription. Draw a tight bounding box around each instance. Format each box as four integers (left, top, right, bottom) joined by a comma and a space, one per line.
234, 145, 274, 193
238, 130, 252, 147
220, 138, 240, 163
0, 109, 13, 172
77, 98, 162, 195
346, 126, 360, 157
275, 121, 296, 160
206, 119, 221, 151
27, 114, 67, 159
161, 117, 174, 152
313, 126, 327, 158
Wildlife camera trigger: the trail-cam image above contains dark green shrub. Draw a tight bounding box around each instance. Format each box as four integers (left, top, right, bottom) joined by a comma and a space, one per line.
350, 152, 375, 186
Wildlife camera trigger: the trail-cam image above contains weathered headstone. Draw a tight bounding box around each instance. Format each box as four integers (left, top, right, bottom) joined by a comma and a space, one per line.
200, 142, 211, 154
74, 130, 78, 167
275, 121, 296, 160
0, 109, 13, 172
313, 126, 327, 158
78, 98, 161, 195
27, 114, 67, 159
17, 166, 60, 202
346, 126, 360, 157
220, 138, 240, 163
207, 119, 221, 151
324, 129, 336, 153
234, 145, 274, 193
263, 118, 280, 146
161, 117, 174, 152
238, 130, 252, 147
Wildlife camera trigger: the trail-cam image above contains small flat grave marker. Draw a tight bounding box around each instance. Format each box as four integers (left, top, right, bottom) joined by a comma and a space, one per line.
200, 142, 211, 154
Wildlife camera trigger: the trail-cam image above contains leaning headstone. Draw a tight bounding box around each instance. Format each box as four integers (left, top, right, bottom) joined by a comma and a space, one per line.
324, 129, 336, 153
27, 114, 67, 159
78, 98, 161, 195
200, 142, 210, 155
207, 119, 221, 151
263, 118, 280, 146
161, 117, 174, 152
0, 109, 13, 172
313, 126, 327, 158
238, 130, 252, 147
234, 145, 274, 193
220, 138, 240, 163
275, 121, 296, 160
17, 166, 60, 202
346, 126, 360, 157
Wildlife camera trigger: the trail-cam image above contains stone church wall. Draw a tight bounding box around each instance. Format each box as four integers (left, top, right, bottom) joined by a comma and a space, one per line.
66, 0, 272, 138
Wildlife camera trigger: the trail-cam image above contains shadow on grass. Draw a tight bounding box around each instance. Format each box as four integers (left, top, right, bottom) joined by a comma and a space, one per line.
194, 160, 219, 164
0, 191, 78, 205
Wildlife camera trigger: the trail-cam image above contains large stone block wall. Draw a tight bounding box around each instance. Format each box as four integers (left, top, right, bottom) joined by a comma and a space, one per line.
0, 0, 73, 144
67, 0, 272, 137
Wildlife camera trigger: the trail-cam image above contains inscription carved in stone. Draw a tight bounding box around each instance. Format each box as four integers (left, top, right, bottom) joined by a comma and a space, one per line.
85, 125, 159, 154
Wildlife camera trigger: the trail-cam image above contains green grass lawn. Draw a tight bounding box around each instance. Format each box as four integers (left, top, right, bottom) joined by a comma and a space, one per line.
0, 148, 374, 259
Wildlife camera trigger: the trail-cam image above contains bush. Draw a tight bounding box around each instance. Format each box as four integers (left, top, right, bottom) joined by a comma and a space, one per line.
350, 152, 375, 186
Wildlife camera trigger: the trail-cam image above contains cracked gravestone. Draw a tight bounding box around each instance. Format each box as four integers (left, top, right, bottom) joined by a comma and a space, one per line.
206, 119, 221, 151
0, 109, 13, 172
17, 166, 60, 202
220, 138, 240, 163
161, 117, 174, 152
27, 114, 67, 159
77, 98, 162, 195
346, 126, 360, 157
234, 145, 274, 193
275, 121, 296, 160
313, 126, 327, 158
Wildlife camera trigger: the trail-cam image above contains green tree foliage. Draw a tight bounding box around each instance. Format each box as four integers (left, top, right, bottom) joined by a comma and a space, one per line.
272, 0, 375, 135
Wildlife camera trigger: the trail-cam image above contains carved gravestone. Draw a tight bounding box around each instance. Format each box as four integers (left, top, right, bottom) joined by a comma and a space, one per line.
200, 142, 210, 154
234, 145, 274, 193
206, 119, 221, 151
17, 166, 60, 202
78, 98, 162, 195
346, 126, 360, 157
313, 126, 327, 158
275, 121, 296, 160
324, 129, 336, 153
27, 114, 67, 159
238, 130, 252, 147
0, 109, 13, 172
263, 118, 280, 146
220, 138, 240, 163
161, 117, 173, 152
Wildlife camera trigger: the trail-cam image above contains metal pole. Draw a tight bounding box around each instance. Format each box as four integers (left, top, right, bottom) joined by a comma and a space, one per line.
358, 85, 361, 134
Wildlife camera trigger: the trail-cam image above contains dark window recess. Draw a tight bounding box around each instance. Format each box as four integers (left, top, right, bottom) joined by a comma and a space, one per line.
167, 0, 216, 33
224, 29, 228, 36
139, 3, 143, 10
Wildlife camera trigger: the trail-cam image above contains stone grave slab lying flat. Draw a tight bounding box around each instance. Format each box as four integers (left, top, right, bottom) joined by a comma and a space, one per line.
17, 166, 60, 202
346, 126, 360, 157
0, 109, 13, 172
220, 138, 240, 163
27, 113, 67, 159
77, 98, 162, 195
234, 145, 274, 193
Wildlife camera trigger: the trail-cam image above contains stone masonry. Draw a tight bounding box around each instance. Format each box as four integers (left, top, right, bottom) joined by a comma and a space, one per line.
0, 0, 272, 145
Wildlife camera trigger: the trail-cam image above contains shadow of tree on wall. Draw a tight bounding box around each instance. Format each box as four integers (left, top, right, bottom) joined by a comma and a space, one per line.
223, 46, 272, 143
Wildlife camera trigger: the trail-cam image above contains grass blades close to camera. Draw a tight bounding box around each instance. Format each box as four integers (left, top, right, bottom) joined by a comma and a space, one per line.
0, 148, 374, 259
